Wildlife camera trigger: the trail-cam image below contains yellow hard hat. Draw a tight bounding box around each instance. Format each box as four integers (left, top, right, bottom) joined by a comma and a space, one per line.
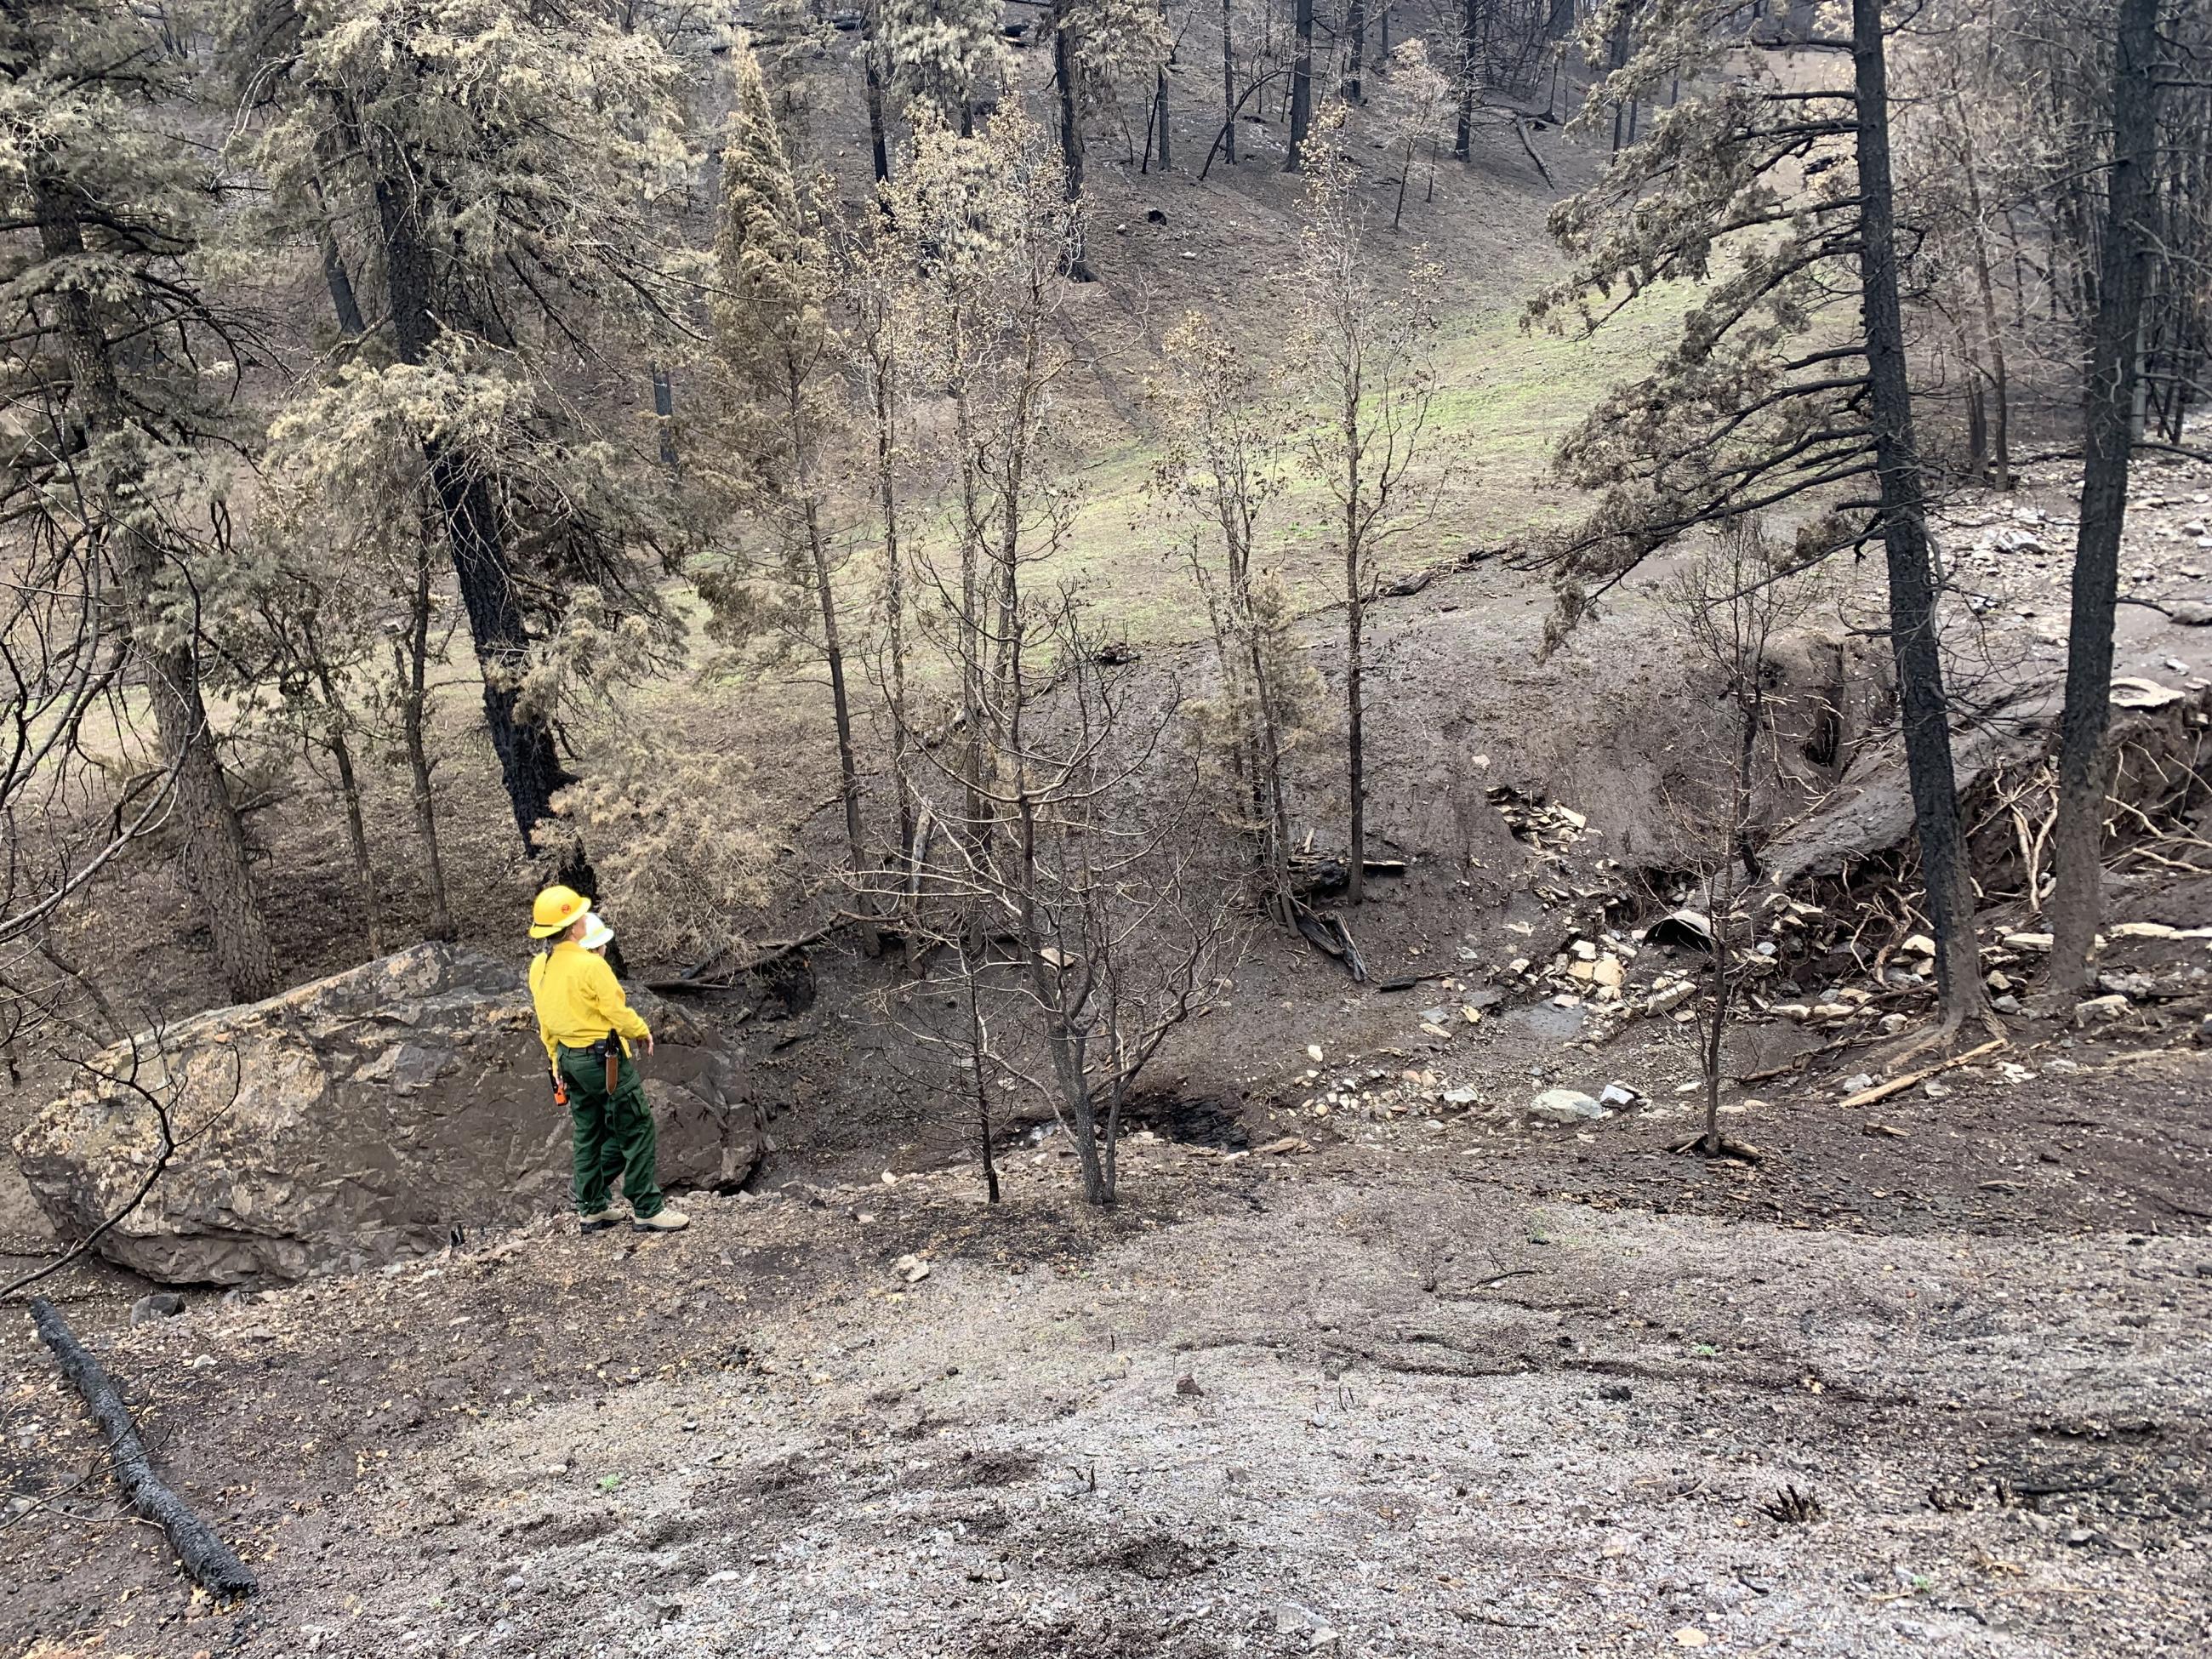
528, 884, 590, 938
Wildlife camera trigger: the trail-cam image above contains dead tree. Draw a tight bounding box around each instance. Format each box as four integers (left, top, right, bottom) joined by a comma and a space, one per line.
1294, 110, 1440, 905
2050, 0, 2165, 992
1663, 519, 1818, 1156
901, 589, 1238, 1206
7, 14, 280, 1000
1287, 0, 1316, 167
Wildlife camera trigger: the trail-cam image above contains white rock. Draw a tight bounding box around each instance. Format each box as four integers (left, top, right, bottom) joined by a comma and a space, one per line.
1528, 1088, 1608, 1123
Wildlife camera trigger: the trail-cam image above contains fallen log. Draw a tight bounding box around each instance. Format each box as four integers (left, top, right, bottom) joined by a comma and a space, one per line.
647, 922, 836, 996
1288, 853, 1410, 896
27, 1297, 257, 1599
1292, 906, 1371, 983
1837, 1038, 2006, 1109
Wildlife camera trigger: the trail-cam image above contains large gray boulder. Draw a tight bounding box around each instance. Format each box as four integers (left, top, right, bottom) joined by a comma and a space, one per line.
14, 944, 762, 1284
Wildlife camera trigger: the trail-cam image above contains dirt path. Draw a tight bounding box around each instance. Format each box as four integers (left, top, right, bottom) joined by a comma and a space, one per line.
8, 1095, 2208, 1659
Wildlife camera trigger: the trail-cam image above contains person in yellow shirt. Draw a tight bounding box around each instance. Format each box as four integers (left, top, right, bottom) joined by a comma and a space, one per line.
527, 885, 689, 1234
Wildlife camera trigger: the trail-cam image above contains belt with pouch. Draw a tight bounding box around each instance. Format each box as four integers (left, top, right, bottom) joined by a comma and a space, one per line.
561, 1035, 622, 1097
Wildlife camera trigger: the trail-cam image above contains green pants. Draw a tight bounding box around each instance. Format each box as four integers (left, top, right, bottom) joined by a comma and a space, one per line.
558, 1046, 664, 1219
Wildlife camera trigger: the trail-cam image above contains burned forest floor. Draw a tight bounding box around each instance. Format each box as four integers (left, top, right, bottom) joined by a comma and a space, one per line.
5, 994, 2211, 1658
9, 435, 2212, 1656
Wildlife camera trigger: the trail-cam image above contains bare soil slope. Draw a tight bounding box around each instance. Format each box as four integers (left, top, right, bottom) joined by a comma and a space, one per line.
6, 1046, 2209, 1656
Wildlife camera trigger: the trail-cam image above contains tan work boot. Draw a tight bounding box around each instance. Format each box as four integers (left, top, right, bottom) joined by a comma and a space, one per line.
579, 1206, 622, 1234
631, 1208, 690, 1233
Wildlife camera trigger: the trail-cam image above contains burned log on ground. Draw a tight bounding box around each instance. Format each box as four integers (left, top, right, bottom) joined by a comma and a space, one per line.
27, 1297, 257, 1599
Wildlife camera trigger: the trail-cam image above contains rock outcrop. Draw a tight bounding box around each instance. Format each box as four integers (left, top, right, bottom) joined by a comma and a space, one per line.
14, 944, 763, 1284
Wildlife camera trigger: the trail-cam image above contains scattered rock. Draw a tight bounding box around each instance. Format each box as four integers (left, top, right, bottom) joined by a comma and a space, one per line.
1599, 1082, 1639, 1109
128, 1292, 185, 1325
1527, 1088, 1608, 1123
892, 1254, 930, 1284
2074, 993, 2132, 1026
2111, 676, 2184, 710
1841, 1073, 1875, 1092
1274, 1601, 1324, 1635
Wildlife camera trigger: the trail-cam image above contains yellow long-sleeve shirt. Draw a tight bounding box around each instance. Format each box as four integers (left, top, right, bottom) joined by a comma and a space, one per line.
528, 941, 651, 1071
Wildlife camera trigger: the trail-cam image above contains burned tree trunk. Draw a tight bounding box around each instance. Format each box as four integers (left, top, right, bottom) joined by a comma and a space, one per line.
29, 1297, 258, 1599
396, 529, 456, 940
31, 179, 278, 1001
366, 146, 577, 860
1851, 0, 1987, 1029
864, 7, 892, 186
2050, 0, 2164, 992
1287, 0, 1315, 168
1052, 0, 1093, 277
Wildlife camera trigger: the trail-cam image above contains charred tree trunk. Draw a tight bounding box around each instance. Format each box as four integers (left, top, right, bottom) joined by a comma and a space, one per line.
871, 348, 919, 952
303, 623, 382, 955
1454, 0, 1478, 158
1221, 0, 1238, 164
1156, 66, 1172, 170
1287, 0, 1315, 169
1343, 0, 1367, 102
367, 151, 577, 864
1052, 0, 1093, 277
1958, 138, 2013, 490
1852, 0, 1986, 1029
1343, 379, 1368, 906
2051, 0, 2163, 993
31, 1297, 258, 1598
32, 180, 278, 1002
396, 527, 456, 941
801, 480, 876, 956
864, 13, 892, 186
965, 973, 1002, 1202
